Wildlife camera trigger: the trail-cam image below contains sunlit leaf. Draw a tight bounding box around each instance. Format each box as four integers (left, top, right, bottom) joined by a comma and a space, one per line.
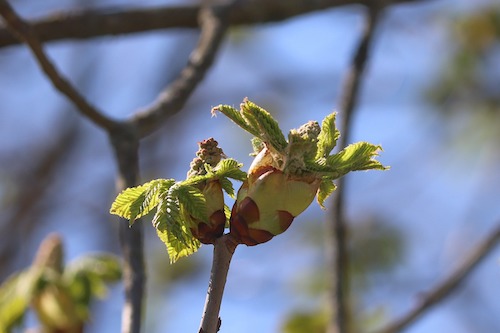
110, 179, 175, 224
173, 184, 208, 222
241, 99, 288, 152
326, 142, 387, 176
212, 104, 260, 137
153, 194, 200, 263
316, 112, 340, 159
219, 177, 236, 198
0, 272, 32, 332
224, 204, 232, 228
317, 179, 337, 209
213, 158, 247, 181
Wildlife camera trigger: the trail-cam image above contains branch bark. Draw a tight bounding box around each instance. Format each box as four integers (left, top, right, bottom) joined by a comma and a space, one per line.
129, 1, 233, 138
109, 124, 144, 333
0, 0, 429, 48
0, 0, 118, 131
326, 4, 384, 333
372, 224, 500, 333
199, 234, 238, 333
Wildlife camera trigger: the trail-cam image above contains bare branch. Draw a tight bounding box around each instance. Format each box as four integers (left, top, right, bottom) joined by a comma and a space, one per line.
129, 1, 233, 138
326, 5, 384, 333
0, 0, 430, 48
0, 0, 118, 130
108, 123, 144, 333
372, 224, 500, 333
199, 234, 238, 333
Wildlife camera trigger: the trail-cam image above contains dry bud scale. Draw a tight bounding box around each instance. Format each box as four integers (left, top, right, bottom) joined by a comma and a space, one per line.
110, 98, 387, 261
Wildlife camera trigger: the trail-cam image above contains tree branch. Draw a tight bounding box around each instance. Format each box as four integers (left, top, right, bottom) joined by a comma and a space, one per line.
326, 4, 384, 333
109, 124, 144, 333
372, 223, 500, 333
0, 0, 429, 48
199, 234, 238, 333
0, 0, 118, 130
129, 1, 233, 138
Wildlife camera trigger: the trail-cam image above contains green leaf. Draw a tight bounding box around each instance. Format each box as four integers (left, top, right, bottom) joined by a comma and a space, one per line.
110, 179, 175, 224
251, 137, 265, 156
0, 272, 31, 332
213, 158, 247, 181
326, 142, 388, 177
173, 184, 208, 222
182, 159, 245, 188
65, 254, 122, 284
63, 254, 121, 319
316, 112, 340, 159
153, 194, 200, 263
224, 204, 232, 228
219, 177, 236, 198
241, 99, 288, 152
213, 100, 288, 153
156, 227, 201, 264
211, 104, 260, 137
317, 179, 337, 209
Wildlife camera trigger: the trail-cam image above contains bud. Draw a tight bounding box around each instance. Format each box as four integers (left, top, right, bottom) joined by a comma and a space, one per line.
188, 180, 226, 244
230, 146, 321, 246
214, 99, 387, 246
186, 138, 227, 244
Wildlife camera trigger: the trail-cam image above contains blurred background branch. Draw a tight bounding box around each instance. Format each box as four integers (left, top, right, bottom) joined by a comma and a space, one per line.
130, 1, 234, 138
373, 223, 500, 333
0, 0, 117, 130
0, 0, 428, 48
326, 4, 384, 333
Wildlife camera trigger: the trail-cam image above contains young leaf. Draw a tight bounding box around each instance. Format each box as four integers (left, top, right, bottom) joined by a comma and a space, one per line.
64, 254, 122, 311
317, 179, 337, 209
152, 195, 200, 263
65, 255, 122, 284
224, 204, 231, 228
211, 104, 260, 137
251, 137, 265, 156
213, 158, 247, 181
241, 99, 288, 152
219, 177, 236, 198
316, 112, 340, 159
0, 272, 31, 332
156, 227, 201, 264
173, 184, 208, 222
110, 179, 175, 224
326, 142, 387, 176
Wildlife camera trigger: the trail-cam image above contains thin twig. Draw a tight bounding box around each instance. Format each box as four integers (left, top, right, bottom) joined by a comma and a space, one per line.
372, 223, 500, 333
0, 0, 429, 48
199, 234, 238, 333
326, 5, 384, 333
129, 1, 233, 138
0, 0, 117, 130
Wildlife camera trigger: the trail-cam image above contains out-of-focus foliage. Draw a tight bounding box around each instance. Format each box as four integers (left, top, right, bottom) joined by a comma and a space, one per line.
282, 217, 403, 333
428, 4, 500, 150
282, 309, 329, 333
0, 234, 121, 333
429, 5, 500, 108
